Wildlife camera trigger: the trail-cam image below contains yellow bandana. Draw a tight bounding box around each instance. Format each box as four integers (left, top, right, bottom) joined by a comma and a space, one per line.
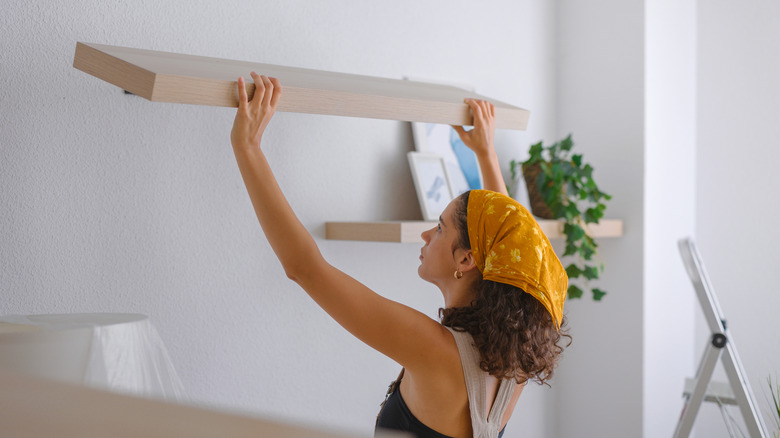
467, 190, 568, 328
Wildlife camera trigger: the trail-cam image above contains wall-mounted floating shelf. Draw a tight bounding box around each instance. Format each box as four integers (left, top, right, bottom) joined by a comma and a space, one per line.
325, 219, 623, 243
73, 42, 530, 129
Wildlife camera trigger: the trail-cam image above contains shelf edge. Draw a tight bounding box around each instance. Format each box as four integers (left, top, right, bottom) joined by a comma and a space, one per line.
73, 42, 157, 100
325, 219, 623, 243
73, 42, 529, 129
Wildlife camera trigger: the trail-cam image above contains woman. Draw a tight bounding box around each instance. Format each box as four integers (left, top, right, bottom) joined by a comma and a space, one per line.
230, 73, 569, 438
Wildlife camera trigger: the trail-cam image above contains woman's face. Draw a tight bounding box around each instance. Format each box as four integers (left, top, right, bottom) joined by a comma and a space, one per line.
418, 199, 462, 285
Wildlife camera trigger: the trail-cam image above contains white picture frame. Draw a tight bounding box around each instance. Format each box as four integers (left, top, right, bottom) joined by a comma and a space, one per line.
407, 152, 455, 221
411, 122, 483, 196
405, 76, 483, 197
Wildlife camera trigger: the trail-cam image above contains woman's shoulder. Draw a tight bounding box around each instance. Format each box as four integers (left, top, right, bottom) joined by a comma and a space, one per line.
407, 323, 463, 377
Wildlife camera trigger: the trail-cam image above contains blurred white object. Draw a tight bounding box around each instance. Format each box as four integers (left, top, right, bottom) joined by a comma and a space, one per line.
1, 369, 399, 438
0, 313, 185, 401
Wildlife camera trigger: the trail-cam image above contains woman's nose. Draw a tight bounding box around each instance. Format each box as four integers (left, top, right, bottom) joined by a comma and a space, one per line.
421, 227, 434, 243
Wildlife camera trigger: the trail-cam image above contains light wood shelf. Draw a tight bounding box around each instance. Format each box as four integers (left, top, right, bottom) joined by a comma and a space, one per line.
326, 219, 623, 243
326, 221, 437, 243
73, 42, 530, 129
0, 369, 360, 438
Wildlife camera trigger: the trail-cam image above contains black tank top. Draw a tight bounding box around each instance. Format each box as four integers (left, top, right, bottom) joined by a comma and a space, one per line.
375, 377, 506, 438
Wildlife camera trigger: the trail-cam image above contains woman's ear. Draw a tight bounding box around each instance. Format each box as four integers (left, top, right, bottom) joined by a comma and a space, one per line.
455, 248, 478, 273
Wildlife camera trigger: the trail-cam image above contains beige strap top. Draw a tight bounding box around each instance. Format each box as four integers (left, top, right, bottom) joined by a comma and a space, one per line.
445, 327, 516, 438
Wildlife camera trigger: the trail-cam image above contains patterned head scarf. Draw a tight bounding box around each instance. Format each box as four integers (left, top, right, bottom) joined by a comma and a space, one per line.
467, 190, 568, 329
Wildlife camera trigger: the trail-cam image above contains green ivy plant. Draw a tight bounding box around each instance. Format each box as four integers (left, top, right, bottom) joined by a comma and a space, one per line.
510, 134, 611, 301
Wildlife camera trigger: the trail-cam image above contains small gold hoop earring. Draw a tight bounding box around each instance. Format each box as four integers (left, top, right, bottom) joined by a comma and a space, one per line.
454, 270, 463, 280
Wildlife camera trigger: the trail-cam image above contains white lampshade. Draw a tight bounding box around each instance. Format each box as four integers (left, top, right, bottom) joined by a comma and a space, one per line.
0, 313, 184, 401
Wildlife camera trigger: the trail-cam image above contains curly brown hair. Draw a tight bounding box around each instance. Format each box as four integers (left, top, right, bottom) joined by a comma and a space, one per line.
439, 191, 571, 386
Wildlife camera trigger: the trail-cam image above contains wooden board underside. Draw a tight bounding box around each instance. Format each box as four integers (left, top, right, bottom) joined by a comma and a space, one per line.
326, 220, 623, 243
73, 42, 529, 129
326, 221, 436, 243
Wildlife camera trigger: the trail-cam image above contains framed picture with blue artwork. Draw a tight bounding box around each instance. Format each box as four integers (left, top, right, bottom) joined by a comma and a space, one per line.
407, 152, 454, 221
405, 76, 483, 196
411, 121, 483, 197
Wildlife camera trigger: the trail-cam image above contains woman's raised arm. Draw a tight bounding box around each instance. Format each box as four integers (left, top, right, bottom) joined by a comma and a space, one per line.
452, 99, 508, 196
230, 73, 452, 373
230, 74, 320, 278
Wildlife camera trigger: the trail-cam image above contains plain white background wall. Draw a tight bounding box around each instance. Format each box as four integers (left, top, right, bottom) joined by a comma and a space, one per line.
0, 0, 558, 435
696, 0, 780, 436
644, 0, 696, 436
554, 1, 699, 436
553, 1, 646, 436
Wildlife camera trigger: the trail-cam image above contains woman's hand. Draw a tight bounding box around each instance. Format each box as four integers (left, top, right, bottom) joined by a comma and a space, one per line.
230, 72, 282, 151
452, 98, 507, 195
451, 98, 496, 158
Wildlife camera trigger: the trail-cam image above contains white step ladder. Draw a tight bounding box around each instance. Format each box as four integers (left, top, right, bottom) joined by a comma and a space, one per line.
673, 238, 768, 438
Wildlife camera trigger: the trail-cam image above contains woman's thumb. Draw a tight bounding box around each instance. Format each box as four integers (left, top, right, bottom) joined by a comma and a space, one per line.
451, 125, 468, 140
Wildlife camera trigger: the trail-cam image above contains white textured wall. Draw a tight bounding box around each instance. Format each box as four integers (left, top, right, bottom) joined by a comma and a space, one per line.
644, 0, 696, 436
555, 1, 698, 437
696, 0, 780, 436
0, 0, 557, 435
554, 1, 646, 436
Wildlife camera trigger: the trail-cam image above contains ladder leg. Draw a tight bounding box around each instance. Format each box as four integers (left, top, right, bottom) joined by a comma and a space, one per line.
722, 344, 768, 438
674, 338, 723, 438
718, 402, 739, 437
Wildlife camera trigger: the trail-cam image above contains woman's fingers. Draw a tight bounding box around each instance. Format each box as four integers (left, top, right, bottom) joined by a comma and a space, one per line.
478, 100, 488, 116
269, 77, 282, 107
478, 100, 494, 122
467, 99, 494, 116
451, 125, 467, 140
454, 98, 496, 155
232, 72, 282, 150
237, 76, 248, 107
469, 100, 496, 131
483, 101, 495, 120
250, 72, 265, 107
247, 73, 281, 111
261, 75, 274, 108
466, 99, 484, 125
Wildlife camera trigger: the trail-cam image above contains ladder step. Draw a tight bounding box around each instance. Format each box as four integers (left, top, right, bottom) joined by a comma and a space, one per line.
683, 378, 737, 405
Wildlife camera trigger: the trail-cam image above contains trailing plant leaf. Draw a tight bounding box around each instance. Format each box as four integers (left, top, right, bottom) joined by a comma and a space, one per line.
568, 284, 584, 299
565, 264, 582, 279
583, 265, 600, 280
565, 203, 579, 222
564, 223, 586, 242
560, 135, 574, 152
564, 241, 578, 257
592, 288, 607, 301
528, 141, 544, 161
585, 204, 606, 224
